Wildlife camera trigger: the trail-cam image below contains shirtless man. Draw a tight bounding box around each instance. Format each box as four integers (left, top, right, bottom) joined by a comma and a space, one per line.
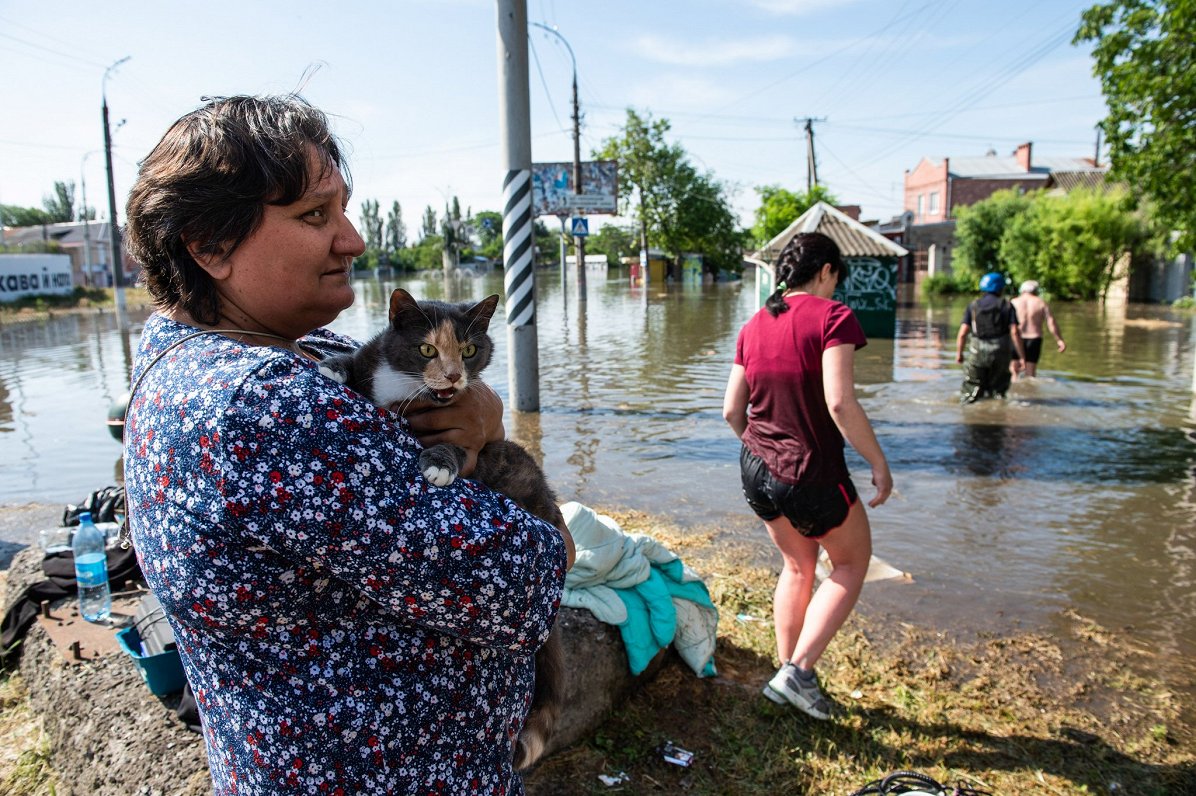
1010, 280, 1066, 379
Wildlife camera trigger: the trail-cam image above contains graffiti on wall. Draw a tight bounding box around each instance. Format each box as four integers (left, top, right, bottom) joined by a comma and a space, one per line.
834, 257, 896, 312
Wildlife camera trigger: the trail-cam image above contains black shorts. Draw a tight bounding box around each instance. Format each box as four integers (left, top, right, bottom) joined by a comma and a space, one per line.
1013, 337, 1044, 363
739, 446, 858, 539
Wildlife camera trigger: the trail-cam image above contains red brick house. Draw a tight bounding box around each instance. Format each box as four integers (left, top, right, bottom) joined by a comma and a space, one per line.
901, 142, 1103, 278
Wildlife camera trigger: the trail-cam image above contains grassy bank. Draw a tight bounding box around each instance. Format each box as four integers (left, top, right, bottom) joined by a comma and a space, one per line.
2, 511, 1192, 795
523, 510, 1192, 795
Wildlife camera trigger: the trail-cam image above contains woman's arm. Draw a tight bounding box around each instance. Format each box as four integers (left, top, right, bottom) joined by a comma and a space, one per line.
823, 344, 892, 508
722, 364, 749, 439
403, 382, 574, 570
403, 381, 506, 477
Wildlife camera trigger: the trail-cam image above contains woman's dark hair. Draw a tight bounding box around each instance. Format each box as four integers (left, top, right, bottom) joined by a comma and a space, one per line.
124, 94, 351, 324
764, 231, 846, 316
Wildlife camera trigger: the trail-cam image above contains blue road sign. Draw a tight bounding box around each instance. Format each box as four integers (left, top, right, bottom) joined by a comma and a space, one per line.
570, 217, 589, 237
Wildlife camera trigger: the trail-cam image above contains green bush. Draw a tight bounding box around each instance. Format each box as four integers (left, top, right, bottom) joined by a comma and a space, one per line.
952, 187, 1161, 301
920, 273, 967, 297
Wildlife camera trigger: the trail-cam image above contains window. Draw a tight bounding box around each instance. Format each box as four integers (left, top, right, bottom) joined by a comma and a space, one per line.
916, 194, 924, 219
929, 191, 940, 215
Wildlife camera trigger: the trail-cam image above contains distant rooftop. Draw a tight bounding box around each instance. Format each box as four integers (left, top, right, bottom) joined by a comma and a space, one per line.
947, 154, 1101, 179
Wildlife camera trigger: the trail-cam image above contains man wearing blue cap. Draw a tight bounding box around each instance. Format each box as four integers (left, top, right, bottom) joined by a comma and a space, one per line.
955, 272, 1026, 403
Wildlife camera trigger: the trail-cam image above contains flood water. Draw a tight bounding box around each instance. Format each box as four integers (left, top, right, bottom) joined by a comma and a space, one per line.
2, 267, 1194, 729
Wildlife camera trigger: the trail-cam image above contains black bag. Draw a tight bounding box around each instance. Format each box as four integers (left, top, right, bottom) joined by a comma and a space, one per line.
63, 486, 125, 526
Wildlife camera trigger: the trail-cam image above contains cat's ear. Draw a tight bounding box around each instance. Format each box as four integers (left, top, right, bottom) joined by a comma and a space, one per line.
468, 294, 501, 329
388, 289, 420, 326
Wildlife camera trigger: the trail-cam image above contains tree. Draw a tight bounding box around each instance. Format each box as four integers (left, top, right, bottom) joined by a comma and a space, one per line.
951, 186, 1155, 299
0, 204, 49, 227
1076, 0, 1196, 247
998, 187, 1152, 300
953, 188, 1034, 285
358, 199, 383, 252
473, 210, 503, 261
385, 201, 407, 253
750, 185, 839, 246
42, 181, 76, 223
442, 197, 464, 272
588, 223, 637, 266
595, 108, 744, 273
419, 205, 438, 242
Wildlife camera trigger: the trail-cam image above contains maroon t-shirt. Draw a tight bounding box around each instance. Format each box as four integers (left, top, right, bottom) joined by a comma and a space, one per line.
735, 294, 867, 486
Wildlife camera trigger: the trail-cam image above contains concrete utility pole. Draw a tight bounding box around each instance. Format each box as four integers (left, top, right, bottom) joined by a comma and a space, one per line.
497, 0, 540, 411
103, 56, 130, 324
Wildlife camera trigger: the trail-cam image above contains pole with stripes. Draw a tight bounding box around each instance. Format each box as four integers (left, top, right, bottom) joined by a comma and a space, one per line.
496, 0, 539, 411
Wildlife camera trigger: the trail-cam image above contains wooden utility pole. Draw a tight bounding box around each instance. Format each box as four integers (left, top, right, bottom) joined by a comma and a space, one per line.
795, 116, 827, 192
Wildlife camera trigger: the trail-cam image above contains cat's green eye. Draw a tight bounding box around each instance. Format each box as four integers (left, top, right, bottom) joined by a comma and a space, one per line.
462, 343, 477, 358
419, 343, 437, 358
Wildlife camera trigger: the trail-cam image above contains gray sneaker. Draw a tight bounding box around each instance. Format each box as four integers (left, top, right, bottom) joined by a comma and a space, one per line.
763, 663, 831, 720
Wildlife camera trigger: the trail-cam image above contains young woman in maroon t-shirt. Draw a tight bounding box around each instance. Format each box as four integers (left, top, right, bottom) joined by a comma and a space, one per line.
723, 232, 892, 719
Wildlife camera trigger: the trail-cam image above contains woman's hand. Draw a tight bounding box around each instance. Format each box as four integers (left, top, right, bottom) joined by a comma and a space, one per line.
402, 383, 505, 477
868, 462, 893, 508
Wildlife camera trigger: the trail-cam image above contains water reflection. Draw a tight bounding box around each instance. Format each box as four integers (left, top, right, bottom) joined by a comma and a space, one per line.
952, 419, 1035, 480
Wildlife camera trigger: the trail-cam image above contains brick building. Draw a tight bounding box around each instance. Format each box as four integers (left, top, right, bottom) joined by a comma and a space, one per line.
901, 142, 1103, 279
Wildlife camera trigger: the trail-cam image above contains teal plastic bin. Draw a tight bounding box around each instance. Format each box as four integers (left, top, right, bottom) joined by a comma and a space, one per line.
116, 624, 186, 696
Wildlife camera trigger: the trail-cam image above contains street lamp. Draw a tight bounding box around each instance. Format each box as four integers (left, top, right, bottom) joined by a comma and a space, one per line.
80, 150, 97, 287
102, 56, 130, 321
530, 22, 586, 300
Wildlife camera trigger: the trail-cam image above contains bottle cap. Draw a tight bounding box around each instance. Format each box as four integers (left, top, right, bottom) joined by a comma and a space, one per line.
78, 511, 92, 523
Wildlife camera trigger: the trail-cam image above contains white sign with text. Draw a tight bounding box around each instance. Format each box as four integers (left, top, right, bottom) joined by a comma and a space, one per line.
0, 254, 74, 301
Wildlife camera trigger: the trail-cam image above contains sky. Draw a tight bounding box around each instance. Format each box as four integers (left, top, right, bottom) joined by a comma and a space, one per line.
0, 0, 1109, 237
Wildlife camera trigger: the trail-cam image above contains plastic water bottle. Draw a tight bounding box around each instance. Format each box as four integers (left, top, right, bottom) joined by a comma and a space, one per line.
72, 511, 111, 623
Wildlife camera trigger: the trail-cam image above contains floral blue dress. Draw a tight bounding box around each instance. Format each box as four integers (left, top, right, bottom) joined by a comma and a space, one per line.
123, 313, 566, 795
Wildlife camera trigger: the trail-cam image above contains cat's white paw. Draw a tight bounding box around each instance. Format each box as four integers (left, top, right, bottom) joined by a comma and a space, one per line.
318, 365, 347, 384
423, 466, 457, 487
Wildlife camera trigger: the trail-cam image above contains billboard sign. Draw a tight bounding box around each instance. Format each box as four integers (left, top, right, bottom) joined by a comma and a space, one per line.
0, 254, 74, 302
531, 160, 618, 217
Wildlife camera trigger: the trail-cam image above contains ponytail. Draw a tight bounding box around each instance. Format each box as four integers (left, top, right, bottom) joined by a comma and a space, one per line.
766, 279, 789, 317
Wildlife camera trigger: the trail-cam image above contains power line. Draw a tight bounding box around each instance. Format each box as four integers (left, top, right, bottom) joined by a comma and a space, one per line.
857, 14, 1080, 167
528, 36, 568, 136
0, 30, 107, 70
697, 0, 972, 119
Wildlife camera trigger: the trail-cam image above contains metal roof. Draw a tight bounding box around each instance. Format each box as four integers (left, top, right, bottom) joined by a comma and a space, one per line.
948, 155, 1097, 179
756, 202, 909, 262
1, 220, 109, 247
1045, 170, 1110, 192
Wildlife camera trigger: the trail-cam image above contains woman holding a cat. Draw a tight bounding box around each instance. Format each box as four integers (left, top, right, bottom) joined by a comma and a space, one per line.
121, 94, 569, 795
723, 231, 892, 721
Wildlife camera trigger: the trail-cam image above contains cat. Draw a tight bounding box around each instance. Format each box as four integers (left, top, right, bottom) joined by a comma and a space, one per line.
319, 287, 566, 771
